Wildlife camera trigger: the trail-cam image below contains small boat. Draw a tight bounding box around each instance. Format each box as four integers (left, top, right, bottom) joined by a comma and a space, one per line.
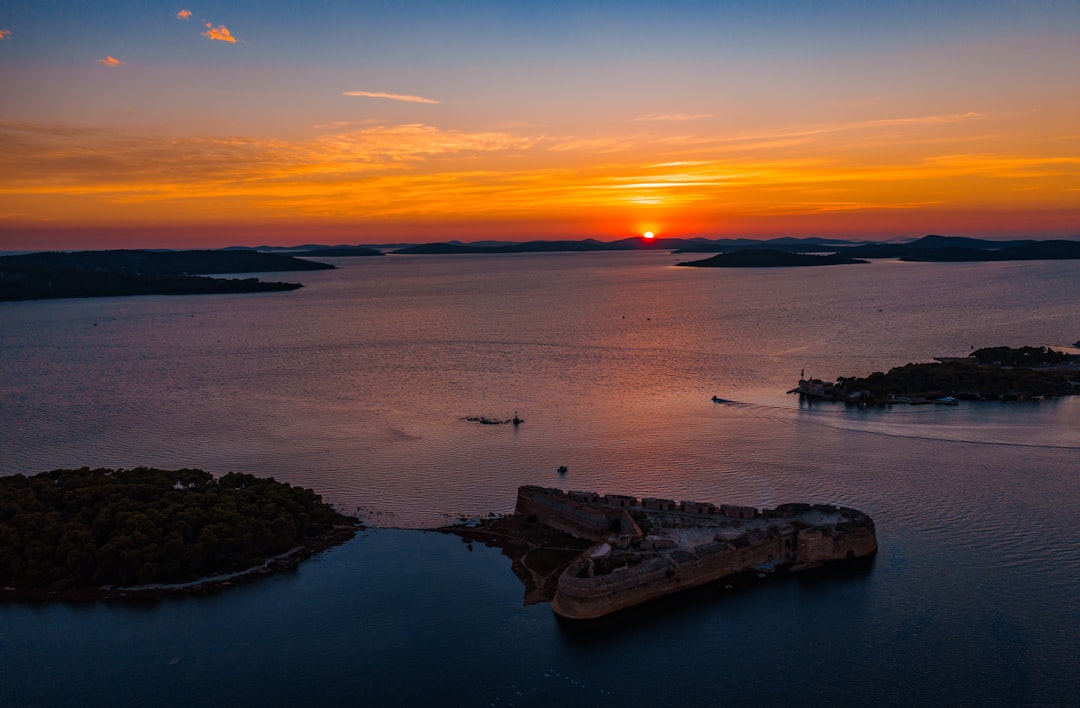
711, 395, 730, 403
934, 396, 958, 405
557, 465, 568, 475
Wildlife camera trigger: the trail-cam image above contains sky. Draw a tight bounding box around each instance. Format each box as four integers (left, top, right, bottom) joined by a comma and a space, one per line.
1, 0, 1079, 249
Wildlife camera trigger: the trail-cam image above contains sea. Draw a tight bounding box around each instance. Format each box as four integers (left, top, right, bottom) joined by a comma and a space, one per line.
1, 251, 1078, 706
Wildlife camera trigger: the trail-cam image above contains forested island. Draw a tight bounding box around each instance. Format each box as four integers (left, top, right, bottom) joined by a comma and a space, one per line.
0, 249, 333, 302
0, 467, 357, 598
676, 249, 868, 268
794, 346, 1080, 404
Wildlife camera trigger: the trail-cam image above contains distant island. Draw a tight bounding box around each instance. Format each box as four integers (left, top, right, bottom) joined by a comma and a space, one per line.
0, 249, 333, 302
676, 249, 868, 268
6, 236, 1078, 301
392, 239, 620, 255
791, 346, 1080, 405
0, 467, 358, 600
896, 240, 1080, 262
386, 233, 1080, 260
293, 246, 384, 257
444, 486, 876, 619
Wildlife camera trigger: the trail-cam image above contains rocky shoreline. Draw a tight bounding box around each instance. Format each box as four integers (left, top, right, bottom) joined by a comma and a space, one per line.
438, 515, 592, 605
0, 521, 360, 603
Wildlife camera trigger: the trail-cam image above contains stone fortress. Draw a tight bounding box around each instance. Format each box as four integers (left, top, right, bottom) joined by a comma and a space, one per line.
515, 485, 878, 620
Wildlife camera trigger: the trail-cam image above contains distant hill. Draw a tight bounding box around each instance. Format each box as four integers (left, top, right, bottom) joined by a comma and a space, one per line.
0, 249, 327, 302
293, 246, 384, 257
899, 240, 1080, 262
214, 234, 1077, 259
0, 263, 303, 302
606, 237, 714, 251
676, 249, 868, 268
392, 239, 618, 254
395, 237, 749, 254
672, 237, 858, 254
841, 235, 1037, 258
1, 249, 335, 275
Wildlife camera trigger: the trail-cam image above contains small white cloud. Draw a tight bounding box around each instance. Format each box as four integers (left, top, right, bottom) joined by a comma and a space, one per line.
0, 29, 12, 40
177, 9, 192, 20
343, 90, 440, 105
99, 55, 124, 67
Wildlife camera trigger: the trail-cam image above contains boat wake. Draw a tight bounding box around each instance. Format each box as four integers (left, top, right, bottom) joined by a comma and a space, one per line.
711, 398, 1080, 450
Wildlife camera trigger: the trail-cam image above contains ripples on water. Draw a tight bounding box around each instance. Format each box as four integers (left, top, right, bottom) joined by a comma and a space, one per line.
2, 255, 1077, 524
1, 253, 1078, 704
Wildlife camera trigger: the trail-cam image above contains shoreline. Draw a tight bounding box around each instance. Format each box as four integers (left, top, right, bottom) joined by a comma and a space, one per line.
0, 521, 361, 604
435, 515, 593, 605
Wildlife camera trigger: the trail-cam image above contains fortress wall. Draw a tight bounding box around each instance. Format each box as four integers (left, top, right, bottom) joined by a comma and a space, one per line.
553, 534, 791, 619
719, 504, 758, 519
531, 482, 879, 619
796, 524, 878, 563
829, 526, 878, 560
516, 487, 613, 540
681, 501, 717, 515
796, 528, 835, 563
764, 503, 812, 519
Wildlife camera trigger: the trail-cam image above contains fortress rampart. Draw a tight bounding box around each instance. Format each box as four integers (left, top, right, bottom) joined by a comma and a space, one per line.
515, 486, 877, 620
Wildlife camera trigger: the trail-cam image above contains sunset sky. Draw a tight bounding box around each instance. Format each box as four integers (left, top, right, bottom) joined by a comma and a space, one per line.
2, 1, 1079, 249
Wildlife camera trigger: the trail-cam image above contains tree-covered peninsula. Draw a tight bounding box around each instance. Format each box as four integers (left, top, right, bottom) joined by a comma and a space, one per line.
0, 468, 357, 597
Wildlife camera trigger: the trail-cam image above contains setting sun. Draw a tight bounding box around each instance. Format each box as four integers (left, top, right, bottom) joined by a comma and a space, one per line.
643, 231, 655, 239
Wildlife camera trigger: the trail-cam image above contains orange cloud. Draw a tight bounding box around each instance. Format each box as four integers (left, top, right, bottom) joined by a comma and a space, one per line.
0, 30, 12, 40
1, 110, 1076, 240
177, 9, 192, 20
202, 23, 237, 43
99, 56, 124, 67
343, 91, 440, 105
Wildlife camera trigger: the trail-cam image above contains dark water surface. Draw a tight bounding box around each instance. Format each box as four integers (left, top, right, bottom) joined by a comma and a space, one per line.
2, 252, 1078, 705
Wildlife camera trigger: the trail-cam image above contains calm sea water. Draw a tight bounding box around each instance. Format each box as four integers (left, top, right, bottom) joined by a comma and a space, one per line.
2, 252, 1078, 706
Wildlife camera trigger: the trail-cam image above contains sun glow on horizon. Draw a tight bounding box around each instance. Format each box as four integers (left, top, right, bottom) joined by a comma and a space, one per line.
2, 3, 1079, 250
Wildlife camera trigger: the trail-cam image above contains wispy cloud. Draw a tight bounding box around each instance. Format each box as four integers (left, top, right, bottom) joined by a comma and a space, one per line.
862, 112, 986, 127
0, 120, 537, 193
311, 123, 535, 164
202, 23, 237, 43
546, 135, 645, 154
1, 111, 1074, 229
99, 56, 124, 67
177, 9, 192, 20
633, 113, 714, 122
343, 91, 441, 104
0, 29, 12, 40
